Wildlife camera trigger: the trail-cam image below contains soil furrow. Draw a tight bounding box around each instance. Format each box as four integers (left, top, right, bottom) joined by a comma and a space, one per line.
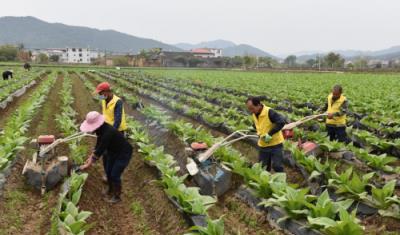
0, 73, 68, 235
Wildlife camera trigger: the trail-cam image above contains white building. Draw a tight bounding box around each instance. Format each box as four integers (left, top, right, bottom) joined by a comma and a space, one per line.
65, 48, 96, 63
191, 48, 223, 58
30, 47, 103, 64
367, 59, 390, 69
209, 48, 223, 57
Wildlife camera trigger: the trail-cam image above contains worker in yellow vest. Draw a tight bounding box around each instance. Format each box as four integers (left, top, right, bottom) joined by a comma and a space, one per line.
94, 82, 128, 190
323, 85, 349, 143
95, 82, 127, 133
246, 97, 286, 172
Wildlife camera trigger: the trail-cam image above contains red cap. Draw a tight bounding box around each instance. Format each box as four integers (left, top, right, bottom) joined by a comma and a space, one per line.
95, 82, 111, 93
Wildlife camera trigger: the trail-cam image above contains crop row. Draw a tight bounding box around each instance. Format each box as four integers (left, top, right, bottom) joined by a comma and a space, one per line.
87, 72, 379, 234
0, 72, 56, 171
93, 71, 400, 182
51, 73, 92, 235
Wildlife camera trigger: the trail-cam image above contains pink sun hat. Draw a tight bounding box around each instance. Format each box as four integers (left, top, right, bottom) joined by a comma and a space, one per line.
80, 111, 105, 132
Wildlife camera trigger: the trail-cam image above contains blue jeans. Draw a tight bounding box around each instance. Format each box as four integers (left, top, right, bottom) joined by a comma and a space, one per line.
326, 125, 349, 143
104, 150, 132, 185
259, 144, 284, 172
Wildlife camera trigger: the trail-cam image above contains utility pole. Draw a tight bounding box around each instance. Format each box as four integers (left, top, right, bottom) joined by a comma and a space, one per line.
318, 54, 321, 71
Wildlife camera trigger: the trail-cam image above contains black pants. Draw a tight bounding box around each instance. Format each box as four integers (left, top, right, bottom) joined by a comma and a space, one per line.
103, 150, 132, 185
326, 125, 348, 143
259, 144, 284, 172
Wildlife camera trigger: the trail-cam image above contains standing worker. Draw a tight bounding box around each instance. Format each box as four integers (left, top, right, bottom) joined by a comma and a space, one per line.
80, 111, 133, 203
94, 82, 128, 185
94, 82, 127, 134
323, 85, 349, 143
246, 97, 286, 172
2, 69, 13, 80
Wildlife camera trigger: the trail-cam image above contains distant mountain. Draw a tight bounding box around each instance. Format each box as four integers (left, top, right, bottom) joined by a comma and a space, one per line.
174, 40, 236, 50
295, 46, 400, 62
0, 16, 181, 53
223, 44, 277, 58
175, 40, 276, 58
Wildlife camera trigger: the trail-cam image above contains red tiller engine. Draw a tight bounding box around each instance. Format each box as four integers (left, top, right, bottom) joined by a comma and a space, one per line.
23, 135, 68, 195
37, 135, 56, 145
283, 129, 319, 155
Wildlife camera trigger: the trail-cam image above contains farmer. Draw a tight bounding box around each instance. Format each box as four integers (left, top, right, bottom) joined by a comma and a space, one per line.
94, 82, 127, 134
2, 70, 13, 80
323, 85, 349, 143
246, 97, 285, 172
24, 63, 31, 71
94, 82, 128, 183
80, 111, 133, 203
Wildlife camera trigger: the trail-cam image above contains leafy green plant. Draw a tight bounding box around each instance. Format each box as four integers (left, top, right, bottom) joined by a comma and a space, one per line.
351, 147, 397, 172
260, 186, 315, 220
318, 139, 345, 152
185, 216, 224, 235
56, 172, 91, 235
165, 184, 216, 215
307, 209, 364, 235
307, 190, 353, 222
370, 180, 399, 210
328, 167, 374, 200
58, 201, 92, 234
0, 73, 56, 169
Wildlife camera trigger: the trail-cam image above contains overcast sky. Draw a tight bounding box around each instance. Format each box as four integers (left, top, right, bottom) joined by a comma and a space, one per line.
0, 0, 399, 55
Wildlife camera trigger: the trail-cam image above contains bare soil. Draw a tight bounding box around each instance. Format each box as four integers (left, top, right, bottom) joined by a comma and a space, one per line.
0, 74, 68, 235
71, 73, 188, 235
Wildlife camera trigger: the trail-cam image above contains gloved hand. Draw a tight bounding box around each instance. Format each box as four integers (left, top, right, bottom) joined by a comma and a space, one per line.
262, 134, 273, 143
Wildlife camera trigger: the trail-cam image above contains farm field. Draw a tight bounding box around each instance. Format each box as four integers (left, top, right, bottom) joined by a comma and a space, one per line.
0, 66, 399, 235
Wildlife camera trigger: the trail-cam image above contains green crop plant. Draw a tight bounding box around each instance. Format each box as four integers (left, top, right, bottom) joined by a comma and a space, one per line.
328, 167, 374, 200
185, 216, 225, 235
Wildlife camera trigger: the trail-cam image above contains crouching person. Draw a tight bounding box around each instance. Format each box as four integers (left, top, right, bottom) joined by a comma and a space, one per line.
80, 111, 133, 203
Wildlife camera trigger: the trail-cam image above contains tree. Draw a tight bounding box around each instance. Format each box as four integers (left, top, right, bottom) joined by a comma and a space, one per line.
17, 50, 31, 62
49, 54, 60, 63
243, 55, 256, 68
37, 53, 49, 64
258, 57, 278, 68
0, 45, 18, 61
112, 56, 129, 66
138, 49, 150, 59
17, 43, 25, 50
324, 52, 344, 68
213, 59, 224, 67
231, 56, 244, 67
284, 55, 297, 67
346, 62, 354, 70
305, 59, 317, 68
353, 58, 368, 70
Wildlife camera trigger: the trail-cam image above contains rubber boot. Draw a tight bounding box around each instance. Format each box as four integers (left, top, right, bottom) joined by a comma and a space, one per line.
107, 183, 121, 204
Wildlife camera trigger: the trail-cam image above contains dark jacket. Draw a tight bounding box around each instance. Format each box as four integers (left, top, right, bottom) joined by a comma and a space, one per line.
94, 123, 132, 158
2, 71, 13, 80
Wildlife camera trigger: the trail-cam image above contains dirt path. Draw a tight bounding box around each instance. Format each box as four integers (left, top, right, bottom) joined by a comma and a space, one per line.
0, 73, 68, 235
71, 73, 188, 235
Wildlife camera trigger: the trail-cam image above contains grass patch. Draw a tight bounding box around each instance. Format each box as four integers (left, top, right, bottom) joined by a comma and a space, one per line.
130, 201, 144, 216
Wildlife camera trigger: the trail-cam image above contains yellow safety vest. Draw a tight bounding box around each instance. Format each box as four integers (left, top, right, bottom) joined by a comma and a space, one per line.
102, 95, 127, 131
326, 94, 347, 126
252, 105, 285, 147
